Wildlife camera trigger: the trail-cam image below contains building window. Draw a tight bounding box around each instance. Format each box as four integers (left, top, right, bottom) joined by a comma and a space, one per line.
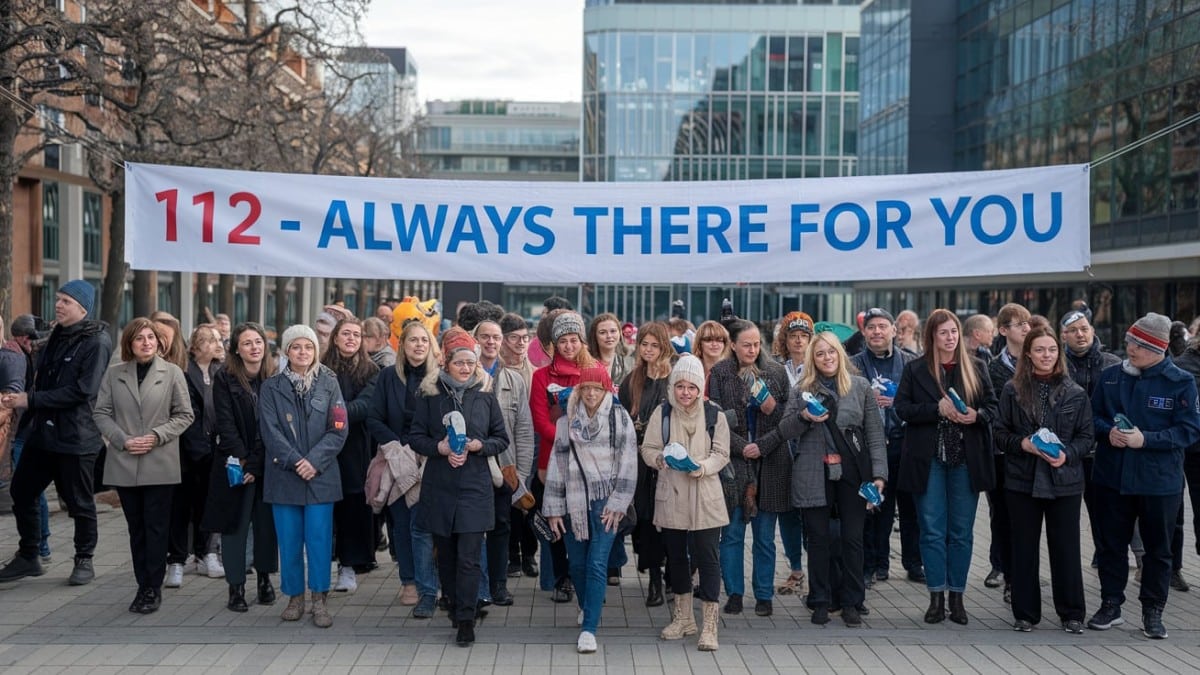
83, 192, 103, 266
42, 182, 60, 261
41, 277, 58, 320
44, 143, 60, 170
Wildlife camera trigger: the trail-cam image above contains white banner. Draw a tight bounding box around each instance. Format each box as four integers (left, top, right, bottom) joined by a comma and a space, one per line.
126, 163, 1091, 283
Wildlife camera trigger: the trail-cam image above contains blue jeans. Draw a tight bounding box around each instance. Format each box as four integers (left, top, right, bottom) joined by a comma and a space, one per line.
720, 508, 779, 601
563, 500, 619, 634
914, 459, 979, 593
11, 438, 51, 558
272, 503, 334, 596
778, 508, 804, 572
388, 498, 439, 599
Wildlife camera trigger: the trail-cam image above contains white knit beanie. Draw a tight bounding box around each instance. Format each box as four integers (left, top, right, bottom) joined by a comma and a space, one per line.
281, 324, 320, 354
669, 354, 706, 392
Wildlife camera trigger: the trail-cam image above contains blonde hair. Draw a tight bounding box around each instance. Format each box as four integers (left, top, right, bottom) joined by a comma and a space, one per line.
798, 331, 854, 397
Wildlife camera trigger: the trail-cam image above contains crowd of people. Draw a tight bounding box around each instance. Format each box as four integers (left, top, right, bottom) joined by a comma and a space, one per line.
2, 280, 1200, 651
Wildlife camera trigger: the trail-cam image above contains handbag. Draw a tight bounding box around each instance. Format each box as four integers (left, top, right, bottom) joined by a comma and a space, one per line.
530, 510, 558, 542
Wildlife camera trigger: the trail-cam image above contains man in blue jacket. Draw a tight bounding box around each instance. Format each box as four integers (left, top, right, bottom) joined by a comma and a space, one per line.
1088, 312, 1200, 639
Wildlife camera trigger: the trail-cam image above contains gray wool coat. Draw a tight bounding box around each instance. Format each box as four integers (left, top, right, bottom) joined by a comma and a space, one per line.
93, 356, 194, 487
258, 365, 348, 505
779, 376, 887, 509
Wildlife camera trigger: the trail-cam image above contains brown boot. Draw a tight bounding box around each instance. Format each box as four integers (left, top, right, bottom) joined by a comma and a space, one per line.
697, 601, 719, 651
281, 594, 305, 621
312, 591, 333, 628
660, 592, 697, 640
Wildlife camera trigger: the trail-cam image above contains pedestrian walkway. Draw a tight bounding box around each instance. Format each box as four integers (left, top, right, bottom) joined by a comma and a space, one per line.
2, 493, 1200, 673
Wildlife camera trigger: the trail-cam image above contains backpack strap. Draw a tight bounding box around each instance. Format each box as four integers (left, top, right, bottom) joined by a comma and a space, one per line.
702, 401, 719, 441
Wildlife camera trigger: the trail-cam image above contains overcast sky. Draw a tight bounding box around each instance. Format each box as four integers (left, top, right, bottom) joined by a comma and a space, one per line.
364, 1, 584, 104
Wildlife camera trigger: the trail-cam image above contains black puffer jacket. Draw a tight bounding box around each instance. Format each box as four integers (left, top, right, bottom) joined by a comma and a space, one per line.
20, 320, 113, 455
994, 377, 1092, 499
1065, 338, 1120, 398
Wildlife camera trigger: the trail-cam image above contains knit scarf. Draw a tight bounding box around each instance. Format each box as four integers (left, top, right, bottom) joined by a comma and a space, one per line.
564, 394, 623, 542
284, 363, 318, 395
438, 370, 478, 408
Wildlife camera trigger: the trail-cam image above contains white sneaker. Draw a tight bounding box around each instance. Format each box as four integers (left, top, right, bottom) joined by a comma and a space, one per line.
185, 555, 200, 575
334, 566, 357, 593
164, 563, 184, 588
202, 552, 225, 579
577, 609, 584, 626
576, 631, 597, 654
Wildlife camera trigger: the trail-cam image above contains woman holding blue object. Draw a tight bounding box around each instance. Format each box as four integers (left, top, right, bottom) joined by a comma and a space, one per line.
777, 331, 886, 627
640, 354, 729, 651
543, 364, 639, 654
408, 327, 509, 647
994, 325, 1091, 634
259, 324, 348, 628
895, 309, 997, 626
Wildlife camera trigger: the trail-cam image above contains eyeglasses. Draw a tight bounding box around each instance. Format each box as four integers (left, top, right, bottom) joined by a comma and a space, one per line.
449, 359, 477, 369
1005, 320, 1031, 330
701, 336, 727, 344
505, 333, 531, 343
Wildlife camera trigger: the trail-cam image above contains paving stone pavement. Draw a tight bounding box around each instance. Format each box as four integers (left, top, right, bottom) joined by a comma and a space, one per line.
2, 491, 1200, 673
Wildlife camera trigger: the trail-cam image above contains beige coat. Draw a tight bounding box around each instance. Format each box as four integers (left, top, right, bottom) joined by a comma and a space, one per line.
93, 356, 193, 487
640, 402, 731, 531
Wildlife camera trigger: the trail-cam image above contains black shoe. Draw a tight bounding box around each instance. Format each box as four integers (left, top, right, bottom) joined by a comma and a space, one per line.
0, 554, 44, 583
492, 587, 514, 607
376, 534, 389, 553
475, 600, 490, 622
1143, 605, 1167, 639
68, 556, 94, 586
724, 593, 743, 615
863, 574, 875, 590
551, 580, 573, 604
507, 562, 523, 578
607, 567, 621, 586
754, 599, 773, 617
875, 569, 889, 582
984, 569, 1002, 588
1003, 582, 1012, 604
438, 595, 451, 611
645, 575, 664, 607
455, 619, 476, 647
842, 605, 862, 627
855, 603, 870, 616
228, 584, 249, 612
257, 573, 276, 605
948, 591, 968, 625
811, 606, 830, 625
1171, 570, 1190, 592
1013, 619, 1033, 632
137, 587, 162, 614
129, 587, 149, 613
1063, 619, 1084, 634
1087, 600, 1124, 630
906, 566, 926, 583
924, 592, 946, 624
522, 556, 539, 578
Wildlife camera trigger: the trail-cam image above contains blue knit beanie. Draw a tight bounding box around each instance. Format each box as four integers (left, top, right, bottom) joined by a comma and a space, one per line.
58, 279, 95, 317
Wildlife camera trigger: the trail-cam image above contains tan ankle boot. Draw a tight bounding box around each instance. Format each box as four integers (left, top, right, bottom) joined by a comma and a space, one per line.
281, 594, 305, 621
660, 592, 697, 640
312, 591, 333, 628
697, 601, 719, 651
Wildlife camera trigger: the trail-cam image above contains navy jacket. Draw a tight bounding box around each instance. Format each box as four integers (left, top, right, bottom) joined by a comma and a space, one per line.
1091, 357, 1200, 496
20, 320, 113, 455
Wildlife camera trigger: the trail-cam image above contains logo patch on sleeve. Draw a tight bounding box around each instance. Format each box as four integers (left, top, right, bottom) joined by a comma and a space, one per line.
1148, 396, 1174, 410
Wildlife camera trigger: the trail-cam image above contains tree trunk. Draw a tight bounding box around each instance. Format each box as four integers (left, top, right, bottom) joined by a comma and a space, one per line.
133, 270, 154, 317
248, 275, 263, 324
0, 163, 13, 322
219, 273, 234, 317
273, 275, 289, 338
100, 188, 126, 335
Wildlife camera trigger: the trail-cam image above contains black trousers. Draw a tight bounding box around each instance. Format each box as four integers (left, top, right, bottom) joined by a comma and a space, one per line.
167, 453, 213, 564
486, 484, 512, 593
333, 494, 377, 569
434, 531, 484, 623
662, 527, 720, 602
863, 436, 921, 572
117, 484, 174, 590
1173, 450, 1200, 569
986, 454, 1012, 577
508, 506, 537, 563
10, 447, 97, 559
1093, 483, 1180, 608
1005, 490, 1085, 624
802, 479, 868, 609
531, 473, 569, 587
221, 481, 278, 586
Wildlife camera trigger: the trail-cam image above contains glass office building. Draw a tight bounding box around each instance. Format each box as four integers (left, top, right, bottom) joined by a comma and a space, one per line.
571, 0, 862, 324
856, 0, 1200, 347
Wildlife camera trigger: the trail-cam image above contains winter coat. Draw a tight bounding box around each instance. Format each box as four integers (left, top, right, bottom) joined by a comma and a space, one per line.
851, 346, 917, 440
259, 365, 348, 505
1091, 357, 1200, 496
202, 368, 267, 533
93, 356, 194, 487
531, 354, 587, 472
408, 369, 509, 536
639, 401, 730, 531
619, 373, 670, 520
20, 319, 113, 455
366, 361, 425, 446
180, 358, 220, 462
994, 377, 1092, 499
333, 367, 379, 496
493, 366, 534, 478
1065, 338, 1121, 399
894, 357, 998, 495
779, 376, 887, 509
707, 357, 792, 513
